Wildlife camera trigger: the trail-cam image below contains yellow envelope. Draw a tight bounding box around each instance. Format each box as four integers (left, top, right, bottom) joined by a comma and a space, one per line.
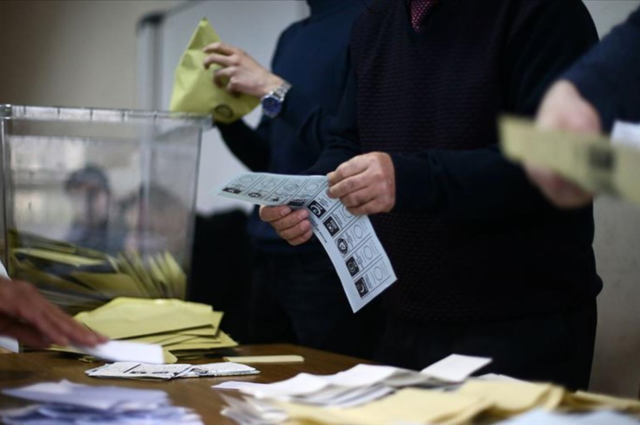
75, 298, 213, 339
170, 18, 259, 123
281, 388, 490, 425
458, 380, 562, 416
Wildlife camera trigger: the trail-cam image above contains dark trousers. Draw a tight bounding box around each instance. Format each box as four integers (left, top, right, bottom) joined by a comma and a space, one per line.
249, 250, 383, 359
375, 300, 597, 390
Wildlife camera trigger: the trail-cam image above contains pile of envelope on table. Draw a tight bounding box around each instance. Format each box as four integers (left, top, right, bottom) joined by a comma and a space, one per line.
213, 355, 640, 425
0, 380, 203, 424
51, 297, 238, 363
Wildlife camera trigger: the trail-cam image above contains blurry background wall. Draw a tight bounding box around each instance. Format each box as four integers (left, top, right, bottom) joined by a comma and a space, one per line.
0, 0, 182, 108
0, 0, 640, 398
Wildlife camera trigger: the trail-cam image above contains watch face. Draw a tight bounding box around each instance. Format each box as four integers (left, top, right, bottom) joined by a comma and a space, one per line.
262, 95, 282, 117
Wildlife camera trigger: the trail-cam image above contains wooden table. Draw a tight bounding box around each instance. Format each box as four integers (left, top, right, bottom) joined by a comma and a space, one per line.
0, 344, 371, 423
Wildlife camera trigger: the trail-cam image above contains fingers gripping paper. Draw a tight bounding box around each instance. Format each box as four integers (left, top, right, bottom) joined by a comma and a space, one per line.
217, 173, 397, 312
169, 18, 259, 124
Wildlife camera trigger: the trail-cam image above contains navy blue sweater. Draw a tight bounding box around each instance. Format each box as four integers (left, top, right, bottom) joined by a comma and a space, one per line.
217, 0, 364, 252
309, 0, 602, 322
564, 7, 640, 131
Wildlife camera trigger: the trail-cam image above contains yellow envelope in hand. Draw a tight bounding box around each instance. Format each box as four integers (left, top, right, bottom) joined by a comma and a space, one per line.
170, 18, 259, 123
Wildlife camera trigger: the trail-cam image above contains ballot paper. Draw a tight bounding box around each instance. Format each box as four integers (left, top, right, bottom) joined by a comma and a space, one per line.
496, 409, 640, 425
1, 380, 203, 424
612, 120, 640, 149
499, 116, 640, 208
77, 340, 165, 364
0, 259, 20, 353
217, 172, 397, 312
86, 361, 259, 380
213, 355, 491, 408
421, 354, 492, 383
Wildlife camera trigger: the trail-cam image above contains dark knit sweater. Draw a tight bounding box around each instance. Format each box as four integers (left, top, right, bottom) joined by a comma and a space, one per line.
564, 7, 640, 131
309, 0, 603, 323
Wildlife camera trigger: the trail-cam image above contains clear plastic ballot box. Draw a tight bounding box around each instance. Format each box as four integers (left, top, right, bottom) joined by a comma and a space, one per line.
0, 105, 210, 314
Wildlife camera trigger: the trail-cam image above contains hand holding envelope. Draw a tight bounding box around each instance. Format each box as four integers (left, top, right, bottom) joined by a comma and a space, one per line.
170, 18, 259, 123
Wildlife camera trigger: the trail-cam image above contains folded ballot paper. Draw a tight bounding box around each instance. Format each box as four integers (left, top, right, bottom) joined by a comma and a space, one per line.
499, 116, 640, 208
217, 172, 397, 312
0, 380, 203, 424
214, 354, 491, 408
51, 297, 237, 363
86, 361, 258, 381
170, 18, 259, 123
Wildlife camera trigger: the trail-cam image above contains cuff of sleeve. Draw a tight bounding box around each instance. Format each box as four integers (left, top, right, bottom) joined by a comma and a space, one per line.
280, 85, 319, 129
561, 68, 616, 132
390, 153, 434, 212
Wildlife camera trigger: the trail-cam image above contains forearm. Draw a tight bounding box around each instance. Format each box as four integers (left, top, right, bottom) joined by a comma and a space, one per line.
563, 8, 640, 131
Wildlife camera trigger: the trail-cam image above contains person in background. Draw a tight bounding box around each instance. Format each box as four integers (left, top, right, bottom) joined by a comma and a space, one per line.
202, 0, 381, 358
261, 0, 602, 389
525, 7, 640, 208
0, 277, 105, 348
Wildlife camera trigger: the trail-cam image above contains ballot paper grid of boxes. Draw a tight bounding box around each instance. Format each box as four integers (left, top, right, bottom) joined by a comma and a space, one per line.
211, 355, 640, 425
218, 172, 397, 312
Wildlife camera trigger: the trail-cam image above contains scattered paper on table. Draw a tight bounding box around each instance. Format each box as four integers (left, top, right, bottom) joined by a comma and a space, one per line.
217, 172, 397, 312
420, 354, 492, 383
1, 380, 203, 424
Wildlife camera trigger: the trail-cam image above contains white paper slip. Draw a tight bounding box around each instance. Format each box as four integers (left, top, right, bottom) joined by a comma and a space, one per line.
217, 172, 397, 312
213, 381, 269, 391
612, 120, 640, 148
0, 259, 20, 353
496, 409, 640, 425
0, 336, 19, 353
421, 354, 492, 383
76, 340, 164, 365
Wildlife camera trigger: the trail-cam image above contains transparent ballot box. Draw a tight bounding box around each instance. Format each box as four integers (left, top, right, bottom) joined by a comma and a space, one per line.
0, 105, 209, 314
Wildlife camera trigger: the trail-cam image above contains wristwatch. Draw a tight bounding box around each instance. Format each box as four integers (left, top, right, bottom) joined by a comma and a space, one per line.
261, 81, 292, 118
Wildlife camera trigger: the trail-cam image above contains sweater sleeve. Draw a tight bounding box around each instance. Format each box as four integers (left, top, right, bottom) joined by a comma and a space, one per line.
562, 7, 640, 131
305, 63, 363, 175
390, 0, 599, 219
217, 118, 271, 172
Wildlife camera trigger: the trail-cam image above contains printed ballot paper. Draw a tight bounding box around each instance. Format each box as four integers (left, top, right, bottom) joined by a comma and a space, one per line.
1, 380, 203, 424
86, 361, 259, 380
217, 172, 397, 312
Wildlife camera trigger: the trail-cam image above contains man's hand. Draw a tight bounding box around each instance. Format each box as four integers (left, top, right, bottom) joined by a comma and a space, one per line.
525, 80, 601, 209
0, 279, 106, 348
327, 152, 396, 215
259, 206, 313, 246
203, 42, 284, 98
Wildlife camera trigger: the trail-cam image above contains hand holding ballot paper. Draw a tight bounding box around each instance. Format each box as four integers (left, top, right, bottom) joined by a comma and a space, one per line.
218, 172, 397, 312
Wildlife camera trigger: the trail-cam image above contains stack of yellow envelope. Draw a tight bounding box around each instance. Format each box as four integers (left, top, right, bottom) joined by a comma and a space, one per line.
457, 379, 565, 418
281, 388, 491, 425
8, 230, 187, 315
564, 390, 640, 414
70, 297, 237, 363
